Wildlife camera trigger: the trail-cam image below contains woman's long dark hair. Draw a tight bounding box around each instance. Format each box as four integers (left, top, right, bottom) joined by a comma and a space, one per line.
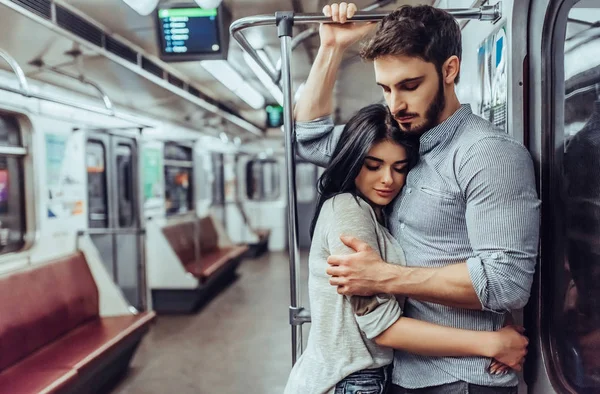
309, 104, 419, 238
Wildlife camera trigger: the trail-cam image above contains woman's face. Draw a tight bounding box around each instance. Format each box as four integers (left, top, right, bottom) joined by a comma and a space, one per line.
354, 140, 409, 208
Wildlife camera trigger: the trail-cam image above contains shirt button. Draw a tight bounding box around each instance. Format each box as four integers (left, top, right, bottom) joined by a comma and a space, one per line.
400, 223, 406, 230
407, 188, 412, 194
491, 253, 499, 259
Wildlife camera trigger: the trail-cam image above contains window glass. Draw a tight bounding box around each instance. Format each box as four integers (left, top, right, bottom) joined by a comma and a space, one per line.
296, 162, 317, 203
0, 115, 25, 254
246, 159, 280, 201
164, 143, 193, 215
0, 116, 21, 147
116, 144, 134, 227
554, 5, 600, 390
86, 140, 108, 228
197, 153, 214, 204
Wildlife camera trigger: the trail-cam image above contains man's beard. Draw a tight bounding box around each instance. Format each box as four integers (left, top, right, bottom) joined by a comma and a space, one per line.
395, 71, 446, 136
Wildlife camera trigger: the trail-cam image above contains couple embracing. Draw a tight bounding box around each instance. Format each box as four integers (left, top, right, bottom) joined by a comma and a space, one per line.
284, 3, 540, 394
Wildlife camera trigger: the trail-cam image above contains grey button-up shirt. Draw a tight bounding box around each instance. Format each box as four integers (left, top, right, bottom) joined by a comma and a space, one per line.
295, 105, 540, 389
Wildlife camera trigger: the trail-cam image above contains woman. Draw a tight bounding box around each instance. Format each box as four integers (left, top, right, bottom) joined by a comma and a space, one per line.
284, 104, 527, 394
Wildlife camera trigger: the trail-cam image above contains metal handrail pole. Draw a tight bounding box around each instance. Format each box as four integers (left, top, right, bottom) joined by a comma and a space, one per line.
291, 5, 500, 24
276, 12, 304, 365
230, 4, 502, 86
0, 49, 30, 95
230, 15, 279, 83
273, 0, 399, 83
0, 49, 153, 127
44, 66, 114, 113
30, 91, 114, 116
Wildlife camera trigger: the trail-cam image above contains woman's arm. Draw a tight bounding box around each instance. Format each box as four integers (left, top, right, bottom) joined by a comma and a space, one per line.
374, 317, 528, 370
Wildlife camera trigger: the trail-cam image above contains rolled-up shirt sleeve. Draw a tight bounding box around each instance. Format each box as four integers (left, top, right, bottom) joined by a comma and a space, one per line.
458, 136, 541, 313
295, 116, 344, 167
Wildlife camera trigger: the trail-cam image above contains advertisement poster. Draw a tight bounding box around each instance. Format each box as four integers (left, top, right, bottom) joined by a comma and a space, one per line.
0, 169, 8, 214
477, 24, 508, 132
142, 146, 164, 213
224, 154, 237, 203
46, 133, 85, 218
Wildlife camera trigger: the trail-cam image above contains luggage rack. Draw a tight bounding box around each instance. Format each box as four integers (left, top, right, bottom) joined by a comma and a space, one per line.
230, 2, 503, 365
0, 48, 151, 127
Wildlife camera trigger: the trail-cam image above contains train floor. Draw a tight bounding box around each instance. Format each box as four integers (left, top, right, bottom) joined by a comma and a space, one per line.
111, 251, 310, 394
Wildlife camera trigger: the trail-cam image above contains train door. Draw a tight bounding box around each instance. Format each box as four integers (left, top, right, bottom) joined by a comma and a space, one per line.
86, 131, 143, 310
296, 162, 318, 250
528, 0, 600, 392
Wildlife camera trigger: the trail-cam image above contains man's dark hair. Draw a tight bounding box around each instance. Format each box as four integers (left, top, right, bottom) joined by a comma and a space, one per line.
360, 5, 462, 83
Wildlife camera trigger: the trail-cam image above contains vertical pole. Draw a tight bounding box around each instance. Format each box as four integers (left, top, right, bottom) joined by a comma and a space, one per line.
277, 12, 303, 365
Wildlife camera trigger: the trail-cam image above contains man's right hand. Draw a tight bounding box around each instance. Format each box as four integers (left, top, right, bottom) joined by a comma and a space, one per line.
320, 2, 376, 50
488, 325, 528, 373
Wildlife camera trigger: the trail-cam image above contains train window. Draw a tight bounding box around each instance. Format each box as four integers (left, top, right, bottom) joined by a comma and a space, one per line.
197, 153, 213, 204
164, 143, 193, 215
246, 159, 280, 201
86, 140, 108, 228
296, 162, 317, 203
116, 144, 134, 227
212, 153, 225, 205
549, 3, 600, 391
0, 115, 25, 255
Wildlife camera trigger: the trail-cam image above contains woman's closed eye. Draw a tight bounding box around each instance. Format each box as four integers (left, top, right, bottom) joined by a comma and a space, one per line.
365, 164, 380, 171
394, 166, 408, 174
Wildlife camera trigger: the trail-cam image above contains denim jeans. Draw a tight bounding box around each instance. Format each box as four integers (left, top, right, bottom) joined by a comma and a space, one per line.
334, 366, 390, 394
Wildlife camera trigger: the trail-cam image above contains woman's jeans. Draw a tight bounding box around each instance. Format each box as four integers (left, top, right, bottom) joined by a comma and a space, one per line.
334, 366, 390, 394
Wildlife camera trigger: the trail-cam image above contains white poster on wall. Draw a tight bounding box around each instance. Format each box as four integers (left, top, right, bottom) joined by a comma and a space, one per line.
477, 24, 508, 132
45, 133, 86, 218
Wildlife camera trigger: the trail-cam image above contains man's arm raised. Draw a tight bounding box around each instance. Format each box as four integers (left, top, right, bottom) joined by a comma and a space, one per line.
295, 3, 374, 121
294, 3, 376, 167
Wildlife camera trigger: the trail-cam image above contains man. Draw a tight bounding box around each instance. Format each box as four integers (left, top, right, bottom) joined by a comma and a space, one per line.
294, 3, 540, 393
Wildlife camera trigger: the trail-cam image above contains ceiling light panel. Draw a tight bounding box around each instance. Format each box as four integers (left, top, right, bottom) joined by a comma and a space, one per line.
122, 0, 160, 16
201, 60, 266, 109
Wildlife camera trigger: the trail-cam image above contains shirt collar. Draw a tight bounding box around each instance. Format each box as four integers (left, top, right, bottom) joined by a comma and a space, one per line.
418, 104, 472, 154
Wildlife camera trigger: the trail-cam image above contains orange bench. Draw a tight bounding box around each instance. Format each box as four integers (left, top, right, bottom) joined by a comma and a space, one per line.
0, 252, 155, 393
157, 217, 247, 312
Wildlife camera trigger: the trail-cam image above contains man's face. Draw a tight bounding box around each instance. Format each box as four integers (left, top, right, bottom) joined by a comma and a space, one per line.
374, 55, 445, 136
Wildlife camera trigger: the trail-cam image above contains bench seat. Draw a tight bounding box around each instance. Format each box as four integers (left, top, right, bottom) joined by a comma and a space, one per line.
11, 314, 154, 372
155, 216, 247, 313
0, 252, 155, 393
0, 368, 77, 394
163, 217, 248, 280
198, 245, 248, 278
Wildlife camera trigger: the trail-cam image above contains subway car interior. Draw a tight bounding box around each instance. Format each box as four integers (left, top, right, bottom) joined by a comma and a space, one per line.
0, 0, 597, 393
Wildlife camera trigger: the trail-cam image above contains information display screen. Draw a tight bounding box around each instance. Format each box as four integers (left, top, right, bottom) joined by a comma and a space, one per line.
266, 105, 284, 128
157, 6, 227, 61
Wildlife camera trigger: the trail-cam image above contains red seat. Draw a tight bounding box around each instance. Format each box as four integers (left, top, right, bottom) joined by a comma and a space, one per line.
162, 220, 198, 268
0, 253, 98, 372
0, 368, 76, 394
154, 217, 248, 313
200, 245, 248, 278
162, 217, 248, 281
0, 252, 155, 393
197, 217, 248, 279
15, 315, 154, 373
